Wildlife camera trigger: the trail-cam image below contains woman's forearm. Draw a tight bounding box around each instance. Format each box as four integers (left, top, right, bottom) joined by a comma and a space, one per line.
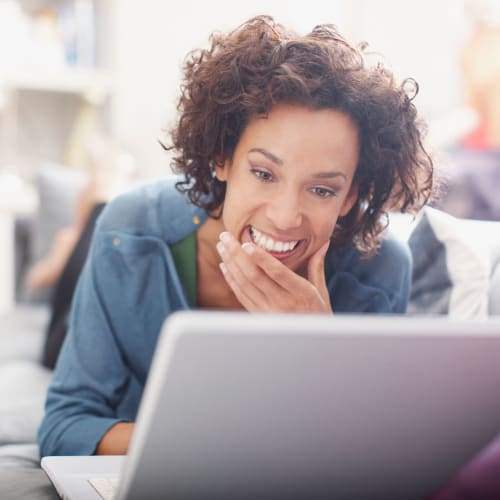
96, 422, 134, 455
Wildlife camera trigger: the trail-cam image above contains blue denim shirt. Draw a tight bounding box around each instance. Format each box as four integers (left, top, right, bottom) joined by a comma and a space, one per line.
38, 176, 412, 457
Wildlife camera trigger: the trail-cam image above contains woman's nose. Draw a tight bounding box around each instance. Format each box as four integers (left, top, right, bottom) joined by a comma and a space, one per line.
264, 190, 303, 230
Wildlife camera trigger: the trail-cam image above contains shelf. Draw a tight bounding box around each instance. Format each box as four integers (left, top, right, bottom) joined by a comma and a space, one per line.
1, 67, 113, 99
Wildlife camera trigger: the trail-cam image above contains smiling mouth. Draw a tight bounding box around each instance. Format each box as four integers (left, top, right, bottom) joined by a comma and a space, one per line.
249, 226, 301, 254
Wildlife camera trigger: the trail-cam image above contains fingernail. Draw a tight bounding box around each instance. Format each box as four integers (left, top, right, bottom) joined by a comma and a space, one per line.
220, 232, 231, 243
216, 241, 225, 255
219, 262, 228, 275
242, 242, 254, 254
319, 241, 330, 257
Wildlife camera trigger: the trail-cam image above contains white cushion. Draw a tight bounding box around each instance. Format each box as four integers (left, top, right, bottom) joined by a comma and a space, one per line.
408, 207, 491, 318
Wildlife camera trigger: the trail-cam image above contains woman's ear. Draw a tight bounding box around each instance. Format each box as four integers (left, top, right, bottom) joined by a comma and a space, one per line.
339, 183, 358, 217
214, 157, 230, 182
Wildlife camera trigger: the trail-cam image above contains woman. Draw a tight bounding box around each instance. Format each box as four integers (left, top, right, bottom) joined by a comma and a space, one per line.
38, 16, 433, 457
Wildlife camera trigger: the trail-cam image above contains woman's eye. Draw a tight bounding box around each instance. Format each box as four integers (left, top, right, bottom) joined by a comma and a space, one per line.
251, 168, 273, 182
311, 187, 336, 198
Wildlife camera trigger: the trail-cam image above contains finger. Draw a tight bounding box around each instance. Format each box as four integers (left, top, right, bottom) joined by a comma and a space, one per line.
217, 235, 282, 309
307, 241, 329, 290
307, 240, 331, 307
240, 242, 293, 292
239, 241, 306, 292
240, 242, 326, 311
216, 235, 267, 292
219, 258, 285, 313
217, 232, 330, 313
218, 262, 261, 311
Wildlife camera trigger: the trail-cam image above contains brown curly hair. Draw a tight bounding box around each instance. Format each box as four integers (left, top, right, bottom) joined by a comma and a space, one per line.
167, 15, 434, 253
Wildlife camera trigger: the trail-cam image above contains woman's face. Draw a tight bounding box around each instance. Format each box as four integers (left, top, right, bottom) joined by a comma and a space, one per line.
216, 103, 359, 275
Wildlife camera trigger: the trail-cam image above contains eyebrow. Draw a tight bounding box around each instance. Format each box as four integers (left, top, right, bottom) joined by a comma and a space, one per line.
249, 148, 283, 166
311, 171, 347, 181
248, 147, 347, 181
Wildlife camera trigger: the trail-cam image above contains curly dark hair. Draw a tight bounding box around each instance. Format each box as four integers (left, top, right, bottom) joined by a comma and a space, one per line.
167, 15, 434, 253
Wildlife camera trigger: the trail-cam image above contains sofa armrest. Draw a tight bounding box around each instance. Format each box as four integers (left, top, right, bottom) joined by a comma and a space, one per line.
0, 305, 49, 364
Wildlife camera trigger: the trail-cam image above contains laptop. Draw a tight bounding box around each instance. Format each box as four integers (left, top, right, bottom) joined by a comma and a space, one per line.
42, 311, 500, 499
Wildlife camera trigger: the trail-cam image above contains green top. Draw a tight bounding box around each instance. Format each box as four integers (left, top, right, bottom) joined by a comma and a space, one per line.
170, 232, 197, 307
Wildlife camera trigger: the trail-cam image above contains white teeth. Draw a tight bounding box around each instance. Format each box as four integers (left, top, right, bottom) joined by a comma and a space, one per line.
250, 227, 299, 253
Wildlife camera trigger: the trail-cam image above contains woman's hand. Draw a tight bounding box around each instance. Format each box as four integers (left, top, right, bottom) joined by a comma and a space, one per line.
216, 232, 332, 314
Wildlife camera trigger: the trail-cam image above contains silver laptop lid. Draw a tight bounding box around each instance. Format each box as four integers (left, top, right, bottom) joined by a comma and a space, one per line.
118, 312, 500, 500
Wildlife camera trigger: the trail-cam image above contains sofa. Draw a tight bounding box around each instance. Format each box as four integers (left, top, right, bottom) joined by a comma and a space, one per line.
0, 169, 499, 497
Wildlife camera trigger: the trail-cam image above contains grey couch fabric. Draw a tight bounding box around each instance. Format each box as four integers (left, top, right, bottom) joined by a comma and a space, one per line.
0, 360, 52, 445
0, 468, 58, 500
408, 211, 453, 314
0, 306, 50, 448
0, 307, 54, 498
0, 443, 58, 500
0, 305, 48, 364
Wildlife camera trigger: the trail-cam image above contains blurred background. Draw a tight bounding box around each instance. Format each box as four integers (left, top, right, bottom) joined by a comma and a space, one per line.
0, 0, 499, 312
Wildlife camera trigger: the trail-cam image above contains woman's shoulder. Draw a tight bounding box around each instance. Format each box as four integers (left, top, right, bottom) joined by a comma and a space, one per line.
96, 176, 207, 243
332, 233, 411, 271
328, 233, 412, 313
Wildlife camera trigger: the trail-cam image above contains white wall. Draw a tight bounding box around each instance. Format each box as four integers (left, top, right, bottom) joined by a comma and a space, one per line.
111, 0, 348, 178
352, 0, 470, 147
110, 1, 472, 177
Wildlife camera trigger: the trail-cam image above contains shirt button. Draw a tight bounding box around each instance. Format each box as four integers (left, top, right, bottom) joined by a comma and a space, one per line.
113, 237, 121, 247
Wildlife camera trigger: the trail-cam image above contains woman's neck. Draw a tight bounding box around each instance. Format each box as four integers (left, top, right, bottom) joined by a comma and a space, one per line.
196, 217, 244, 310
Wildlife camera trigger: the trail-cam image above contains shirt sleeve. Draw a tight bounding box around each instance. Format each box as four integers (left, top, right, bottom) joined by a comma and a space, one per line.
37, 180, 200, 457
37, 225, 134, 456
327, 234, 412, 314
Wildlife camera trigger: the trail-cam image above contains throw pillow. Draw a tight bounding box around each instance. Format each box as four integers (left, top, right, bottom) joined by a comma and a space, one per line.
33, 163, 87, 262
408, 207, 490, 318
21, 163, 87, 303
